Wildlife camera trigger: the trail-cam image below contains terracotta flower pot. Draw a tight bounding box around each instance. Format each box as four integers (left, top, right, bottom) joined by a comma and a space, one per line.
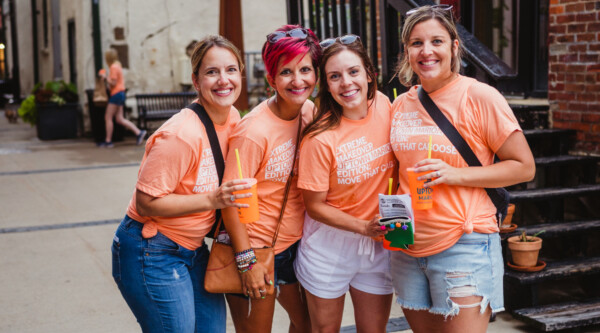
502, 203, 516, 226
507, 236, 542, 267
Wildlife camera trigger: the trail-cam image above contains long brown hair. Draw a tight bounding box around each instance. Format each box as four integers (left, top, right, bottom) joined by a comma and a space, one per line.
302, 39, 377, 138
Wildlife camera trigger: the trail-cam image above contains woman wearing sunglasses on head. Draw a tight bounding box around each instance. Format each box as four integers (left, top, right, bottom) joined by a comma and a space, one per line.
221, 25, 321, 333
110, 35, 251, 333
389, 5, 535, 333
294, 34, 397, 332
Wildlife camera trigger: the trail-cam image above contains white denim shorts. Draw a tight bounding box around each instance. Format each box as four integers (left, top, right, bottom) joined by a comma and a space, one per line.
390, 232, 505, 318
294, 214, 393, 299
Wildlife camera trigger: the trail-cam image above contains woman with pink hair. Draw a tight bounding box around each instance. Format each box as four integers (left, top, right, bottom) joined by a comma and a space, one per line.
221, 25, 321, 333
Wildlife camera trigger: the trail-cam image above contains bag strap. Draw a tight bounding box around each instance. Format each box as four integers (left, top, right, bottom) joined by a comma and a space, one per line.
271, 115, 303, 247
416, 86, 508, 213
187, 102, 225, 234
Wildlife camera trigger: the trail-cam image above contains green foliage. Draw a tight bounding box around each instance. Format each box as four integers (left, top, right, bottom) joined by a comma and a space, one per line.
17, 95, 37, 126
519, 230, 545, 242
17, 80, 79, 125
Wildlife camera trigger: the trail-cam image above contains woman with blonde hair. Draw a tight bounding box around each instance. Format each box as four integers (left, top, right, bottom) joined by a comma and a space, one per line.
389, 5, 535, 332
99, 48, 146, 147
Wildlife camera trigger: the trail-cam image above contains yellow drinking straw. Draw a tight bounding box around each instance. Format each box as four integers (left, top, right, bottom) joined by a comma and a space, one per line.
428, 135, 432, 159
235, 148, 243, 179
393, 88, 398, 100
388, 178, 393, 195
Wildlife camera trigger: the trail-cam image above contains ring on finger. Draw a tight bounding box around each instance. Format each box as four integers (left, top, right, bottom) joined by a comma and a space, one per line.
259, 289, 266, 293
436, 171, 441, 178
230, 194, 236, 202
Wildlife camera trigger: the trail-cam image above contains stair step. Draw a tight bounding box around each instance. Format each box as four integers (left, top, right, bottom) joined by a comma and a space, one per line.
510, 184, 600, 202
505, 257, 600, 285
523, 128, 575, 139
510, 104, 549, 130
512, 298, 600, 331
506, 220, 600, 238
534, 155, 600, 167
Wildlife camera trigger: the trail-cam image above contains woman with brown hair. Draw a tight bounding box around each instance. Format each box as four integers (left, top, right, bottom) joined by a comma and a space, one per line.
294, 35, 397, 332
111, 35, 251, 333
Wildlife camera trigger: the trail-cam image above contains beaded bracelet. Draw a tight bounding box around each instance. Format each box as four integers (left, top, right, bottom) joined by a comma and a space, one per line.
235, 249, 256, 264
238, 258, 257, 273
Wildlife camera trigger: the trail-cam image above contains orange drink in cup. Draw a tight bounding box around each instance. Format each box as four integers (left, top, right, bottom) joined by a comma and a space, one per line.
406, 168, 434, 210
234, 178, 259, 224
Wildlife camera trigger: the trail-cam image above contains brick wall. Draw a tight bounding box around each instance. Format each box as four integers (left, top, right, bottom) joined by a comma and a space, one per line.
548, 0, 600, 153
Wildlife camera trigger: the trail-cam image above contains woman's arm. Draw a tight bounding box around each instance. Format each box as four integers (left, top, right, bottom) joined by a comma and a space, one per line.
414, 130, 535, 188
303, 189, 387, 237
136, 179, 251, 217
222, 207, 270, 299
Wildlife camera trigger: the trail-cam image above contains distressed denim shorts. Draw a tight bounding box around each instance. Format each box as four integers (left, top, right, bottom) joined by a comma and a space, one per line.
390, 232, 504, 318
108, 90, 126, 106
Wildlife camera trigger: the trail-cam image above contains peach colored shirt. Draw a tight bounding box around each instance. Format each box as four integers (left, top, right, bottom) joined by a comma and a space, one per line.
109, 62, 125, 96
126, 105, 241, 250
390, 75, 521, 257
298, 91, 396, 220
223, 100, 315, 254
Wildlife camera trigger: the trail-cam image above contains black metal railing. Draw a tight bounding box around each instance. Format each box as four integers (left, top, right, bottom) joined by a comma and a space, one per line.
286, 0, 543, 97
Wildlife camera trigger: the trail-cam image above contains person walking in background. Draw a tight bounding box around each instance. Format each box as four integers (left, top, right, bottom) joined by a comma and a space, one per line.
389, 5, 535, 333
99, 48, 146, 148
111, 36, 252, 333
221, 25, 321, 333
294, 35, 396, 333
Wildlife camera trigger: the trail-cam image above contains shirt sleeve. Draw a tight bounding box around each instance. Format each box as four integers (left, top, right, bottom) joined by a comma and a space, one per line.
223, 136, 265, 182
468, 83, 521, 153
297, 136, 333, 192
136, 133, 195, 197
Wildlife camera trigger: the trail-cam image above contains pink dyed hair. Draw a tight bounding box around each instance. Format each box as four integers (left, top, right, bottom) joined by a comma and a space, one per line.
261, 24, 321, 79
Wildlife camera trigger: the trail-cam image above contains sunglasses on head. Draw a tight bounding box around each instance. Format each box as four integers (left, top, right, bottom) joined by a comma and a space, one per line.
406, 4, 453, 18
267, 28, 309, 43
319, 34, 361, 49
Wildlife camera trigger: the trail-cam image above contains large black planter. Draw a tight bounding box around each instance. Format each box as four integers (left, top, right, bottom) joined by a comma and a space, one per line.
36, 103, 80, 140
85, 89, 125, 143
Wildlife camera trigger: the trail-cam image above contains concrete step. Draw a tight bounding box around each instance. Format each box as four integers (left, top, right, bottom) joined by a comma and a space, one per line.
509, 184, 600, 202
504, 256, 600, 285
512, 298, 600, 331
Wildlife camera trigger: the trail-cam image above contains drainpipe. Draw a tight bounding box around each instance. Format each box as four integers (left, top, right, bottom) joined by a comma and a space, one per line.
92, 0, 102, 72
8, 0, 20, 100
31, 0, 39, 84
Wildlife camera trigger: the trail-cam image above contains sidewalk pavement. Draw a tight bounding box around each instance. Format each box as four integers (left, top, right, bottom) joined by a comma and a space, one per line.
0, 110, 538, 332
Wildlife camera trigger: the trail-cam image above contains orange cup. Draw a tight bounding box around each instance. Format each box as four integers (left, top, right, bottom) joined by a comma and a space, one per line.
234, 178, 259, 224
406, 168, 434, 210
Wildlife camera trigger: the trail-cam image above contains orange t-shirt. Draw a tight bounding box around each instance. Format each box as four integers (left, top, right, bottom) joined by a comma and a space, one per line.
298, 91, 396, 220
390, 75, 521, 257
109, 62, 125, 96
223, 100, 315, 254
126, 105, 241, 250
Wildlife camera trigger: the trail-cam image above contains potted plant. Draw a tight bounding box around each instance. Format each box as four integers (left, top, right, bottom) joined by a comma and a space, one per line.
18, 80, 80, 140
507, 230, 545, 267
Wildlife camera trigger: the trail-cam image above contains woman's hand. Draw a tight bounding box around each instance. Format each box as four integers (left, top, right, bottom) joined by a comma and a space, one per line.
210, 179, 253, 209
413, 158, 462, 187
362, 215, 388, 238
240, 262, 272, 300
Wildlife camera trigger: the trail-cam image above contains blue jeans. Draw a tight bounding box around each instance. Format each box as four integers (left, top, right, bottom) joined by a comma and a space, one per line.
111, 215, 226, 333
